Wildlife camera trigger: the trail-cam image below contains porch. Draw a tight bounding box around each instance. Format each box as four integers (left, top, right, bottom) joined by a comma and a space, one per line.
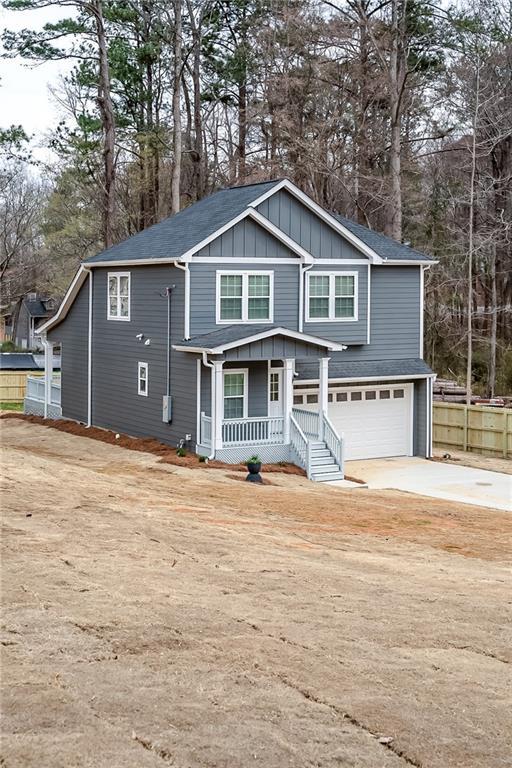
24, 374, 62, 418
174, 325, 346, 480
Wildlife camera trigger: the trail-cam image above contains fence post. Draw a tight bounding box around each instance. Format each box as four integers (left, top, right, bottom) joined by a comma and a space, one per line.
463, 405, 469, 452
503, 412, 508, 459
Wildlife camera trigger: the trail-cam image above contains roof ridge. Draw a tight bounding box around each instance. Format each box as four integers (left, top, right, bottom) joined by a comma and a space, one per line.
227, 178, 284, 190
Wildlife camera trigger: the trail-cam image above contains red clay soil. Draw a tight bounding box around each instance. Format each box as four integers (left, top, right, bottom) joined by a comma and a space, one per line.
0, 413, 305, 476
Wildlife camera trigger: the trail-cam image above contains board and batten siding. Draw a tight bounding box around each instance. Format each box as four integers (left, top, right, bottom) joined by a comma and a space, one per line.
90, 264, 198, 445
47, 278, 89, 423
189, 261, 300, 337
257, 189, 364, 260
195, 217, 296, 259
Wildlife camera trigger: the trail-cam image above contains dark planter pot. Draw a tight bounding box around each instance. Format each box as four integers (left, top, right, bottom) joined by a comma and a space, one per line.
246, 462, 262, 474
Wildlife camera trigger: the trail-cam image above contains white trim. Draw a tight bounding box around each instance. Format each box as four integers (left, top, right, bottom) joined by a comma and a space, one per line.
299, 263, 313, 333
296, 373, 436, 385
212, 360, 224, 449
309, 258, 371, 265
175, 262, 190, 339
87, 270, 93, 426
248, 179, 383, 264
36, 266, 88, 334
215, 270, 274, 324
192, 256, 300, 264
137, 362, 148, 396
196, 358, 201, 444
382, 259, 437, 266
223, 367, 248, 420
173, 326, 346, 354
88, 258, 183, 267
107, 271, 131, 321
366, 264, 371, 345
181, 206, 314, 264
283, 359, 294, 444
305, 271, 358, 323
419, 265, 425, 358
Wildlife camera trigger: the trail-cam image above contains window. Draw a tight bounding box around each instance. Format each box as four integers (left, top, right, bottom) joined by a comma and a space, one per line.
351, 391, 362, 401
223, 371, 247, 420
365, 390, 376, 400
306, 272, 357, 322
269, 372, 280, 402
380, 390, 391, 399
306, 393, 318, 404
217, 271, 273, 323
108, 272, 130, 320
138, 362, 148, 396
394, 389, 405, 398
336, 392, 348, 402
293, 394, 304, 405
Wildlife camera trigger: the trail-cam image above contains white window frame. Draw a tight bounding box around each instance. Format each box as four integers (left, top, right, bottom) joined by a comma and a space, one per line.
305, 271, 358, 323
222, 368, 248, 420
107, 271, 131, 321
216, 270, 274, 324
138, 362, 148, 396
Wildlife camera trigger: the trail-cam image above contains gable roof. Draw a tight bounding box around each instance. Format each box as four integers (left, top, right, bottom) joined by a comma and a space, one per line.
85, 180, 282, 264
173, 324, 345, 353
332, 215, 433, 263
24, 299, 53, 317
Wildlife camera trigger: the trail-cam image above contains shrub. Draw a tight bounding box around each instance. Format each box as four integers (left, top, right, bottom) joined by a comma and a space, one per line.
176, 447, 187, 457
198, 454, 207, 463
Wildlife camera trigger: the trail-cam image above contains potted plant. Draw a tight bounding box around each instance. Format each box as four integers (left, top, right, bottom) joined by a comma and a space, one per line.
246, 455, 262, 475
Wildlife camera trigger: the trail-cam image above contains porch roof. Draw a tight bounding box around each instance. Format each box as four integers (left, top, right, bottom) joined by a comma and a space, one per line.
173, 324, 345, 354
296, 358, 434, 382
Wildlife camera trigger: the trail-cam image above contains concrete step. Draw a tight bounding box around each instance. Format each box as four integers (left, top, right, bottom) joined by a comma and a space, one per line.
310, 463, 341, 476
312, 471, 345, 482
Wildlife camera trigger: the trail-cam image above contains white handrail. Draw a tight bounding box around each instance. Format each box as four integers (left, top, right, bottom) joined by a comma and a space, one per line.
290, 413, 312, 479
322, 411, 344, 476
292, 407, 320, 438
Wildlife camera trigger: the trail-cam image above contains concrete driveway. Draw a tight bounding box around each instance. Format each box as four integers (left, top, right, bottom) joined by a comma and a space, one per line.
339, 457, 512, 512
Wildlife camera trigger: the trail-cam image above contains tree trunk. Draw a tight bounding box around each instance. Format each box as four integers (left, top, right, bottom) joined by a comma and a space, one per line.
171, 0, 182, 215
92, 0, 116, 247
489, 243, 497, 398
186, 0, 204, 201
387, 0, 406, 241
237, 80, 247, 180
466, 59, 480, 406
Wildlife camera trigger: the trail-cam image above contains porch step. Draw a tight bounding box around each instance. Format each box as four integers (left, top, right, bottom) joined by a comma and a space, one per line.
310, 450, 332, 462
310, 455, 337, 466
311, 470, 345, 482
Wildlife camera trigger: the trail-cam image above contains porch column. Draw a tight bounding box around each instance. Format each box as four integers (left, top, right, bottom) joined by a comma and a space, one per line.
283, 358, 295, 444
43, 337, 54, 418
212, 359, 224, 451
318, 357, 330, 440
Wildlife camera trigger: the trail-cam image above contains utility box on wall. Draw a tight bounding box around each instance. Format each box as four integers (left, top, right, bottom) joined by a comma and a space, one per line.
162, 395, 172, 423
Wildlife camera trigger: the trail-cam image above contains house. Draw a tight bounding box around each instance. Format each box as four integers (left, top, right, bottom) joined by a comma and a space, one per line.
2, 293, 57, 350
36, 179, 436, 481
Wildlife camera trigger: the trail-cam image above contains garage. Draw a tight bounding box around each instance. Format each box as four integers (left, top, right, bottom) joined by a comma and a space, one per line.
293, 383, 413, 461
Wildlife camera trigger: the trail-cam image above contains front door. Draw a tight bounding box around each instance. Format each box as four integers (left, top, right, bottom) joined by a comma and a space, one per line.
268, 369, 284, 418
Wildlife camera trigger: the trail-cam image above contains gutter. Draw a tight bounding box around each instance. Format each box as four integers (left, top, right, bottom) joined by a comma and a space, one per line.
174, 261, 190, 339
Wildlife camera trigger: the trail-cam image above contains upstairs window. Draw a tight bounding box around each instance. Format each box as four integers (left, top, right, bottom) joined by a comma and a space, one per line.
217, 271, 273, 323
108, 272, 130, 320
306, 272, 357, 322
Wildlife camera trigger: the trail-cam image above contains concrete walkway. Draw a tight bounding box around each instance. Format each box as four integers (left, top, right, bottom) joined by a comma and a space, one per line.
332, 457, 512, 512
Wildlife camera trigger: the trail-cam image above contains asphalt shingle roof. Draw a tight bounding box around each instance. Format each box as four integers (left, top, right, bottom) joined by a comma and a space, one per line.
24, 299, 53, 317
177, 324, 276, 349
332, 214, 433, 262
0, 353, 61, 370
83, 179, 432, 265
84, 180, 281, 264
296, 358, 433, 381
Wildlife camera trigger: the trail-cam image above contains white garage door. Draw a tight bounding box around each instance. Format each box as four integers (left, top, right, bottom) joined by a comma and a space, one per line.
294, 384, 413, 461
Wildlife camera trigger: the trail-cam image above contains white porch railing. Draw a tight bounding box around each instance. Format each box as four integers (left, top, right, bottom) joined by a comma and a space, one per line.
322, 412, 344, 475
200, 412, 212, 445
26, 375, 61, 405
290, 414, 312, 478
223, 416, 284, 446
291, 407, 320, 438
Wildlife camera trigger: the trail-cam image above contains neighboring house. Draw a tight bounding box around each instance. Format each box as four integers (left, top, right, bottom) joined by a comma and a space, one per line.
37, 179, 436, 481
2, 293, 57, 350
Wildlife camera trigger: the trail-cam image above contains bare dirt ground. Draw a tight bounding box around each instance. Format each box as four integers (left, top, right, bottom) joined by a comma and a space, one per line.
433, 447, 512, 475
1, 418, 511, 768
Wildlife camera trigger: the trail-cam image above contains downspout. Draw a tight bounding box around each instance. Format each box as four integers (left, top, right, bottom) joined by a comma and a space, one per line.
85, 267, 93, 427
166, 285, 175, 402
174, 261, 190, 339
299, 262, 314, 333
202, 351, 216, 460
41, 332, 49, 419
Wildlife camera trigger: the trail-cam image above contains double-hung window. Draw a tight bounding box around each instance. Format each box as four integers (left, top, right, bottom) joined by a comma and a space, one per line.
108, 272, 130, 320
307, 272, 357, 321
138, 362, 148, 396
223, 370, 247, 420
217, 271, 273, 323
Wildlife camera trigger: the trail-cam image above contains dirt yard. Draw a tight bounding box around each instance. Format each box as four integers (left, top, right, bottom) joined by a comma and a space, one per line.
1, 418, 511, 768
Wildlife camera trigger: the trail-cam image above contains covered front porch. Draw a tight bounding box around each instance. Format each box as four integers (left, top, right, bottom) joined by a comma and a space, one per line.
173, 325, 345, 479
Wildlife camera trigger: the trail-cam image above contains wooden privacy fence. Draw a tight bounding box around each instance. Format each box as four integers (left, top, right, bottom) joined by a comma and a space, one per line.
0, 370, 43, 403
433, 402, 512, 458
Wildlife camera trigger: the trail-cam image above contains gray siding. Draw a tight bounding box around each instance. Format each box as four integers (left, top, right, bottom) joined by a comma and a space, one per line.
189, 262, 300, 336
257, 189, 364, 260
48, 279, 89, 423
200, 360, 269, 418
195, 217, 296, 259
325, 266, 422, 363
223, 337, 326, 361
89, 265, 198, 446
303, 263, 368, 345
414, 378, 428, 457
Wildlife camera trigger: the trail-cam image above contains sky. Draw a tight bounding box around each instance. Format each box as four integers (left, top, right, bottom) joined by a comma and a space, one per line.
0, 5, 72, 161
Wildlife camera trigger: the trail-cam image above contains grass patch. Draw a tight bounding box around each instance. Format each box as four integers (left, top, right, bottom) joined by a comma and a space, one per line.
0, 402, 23, 411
